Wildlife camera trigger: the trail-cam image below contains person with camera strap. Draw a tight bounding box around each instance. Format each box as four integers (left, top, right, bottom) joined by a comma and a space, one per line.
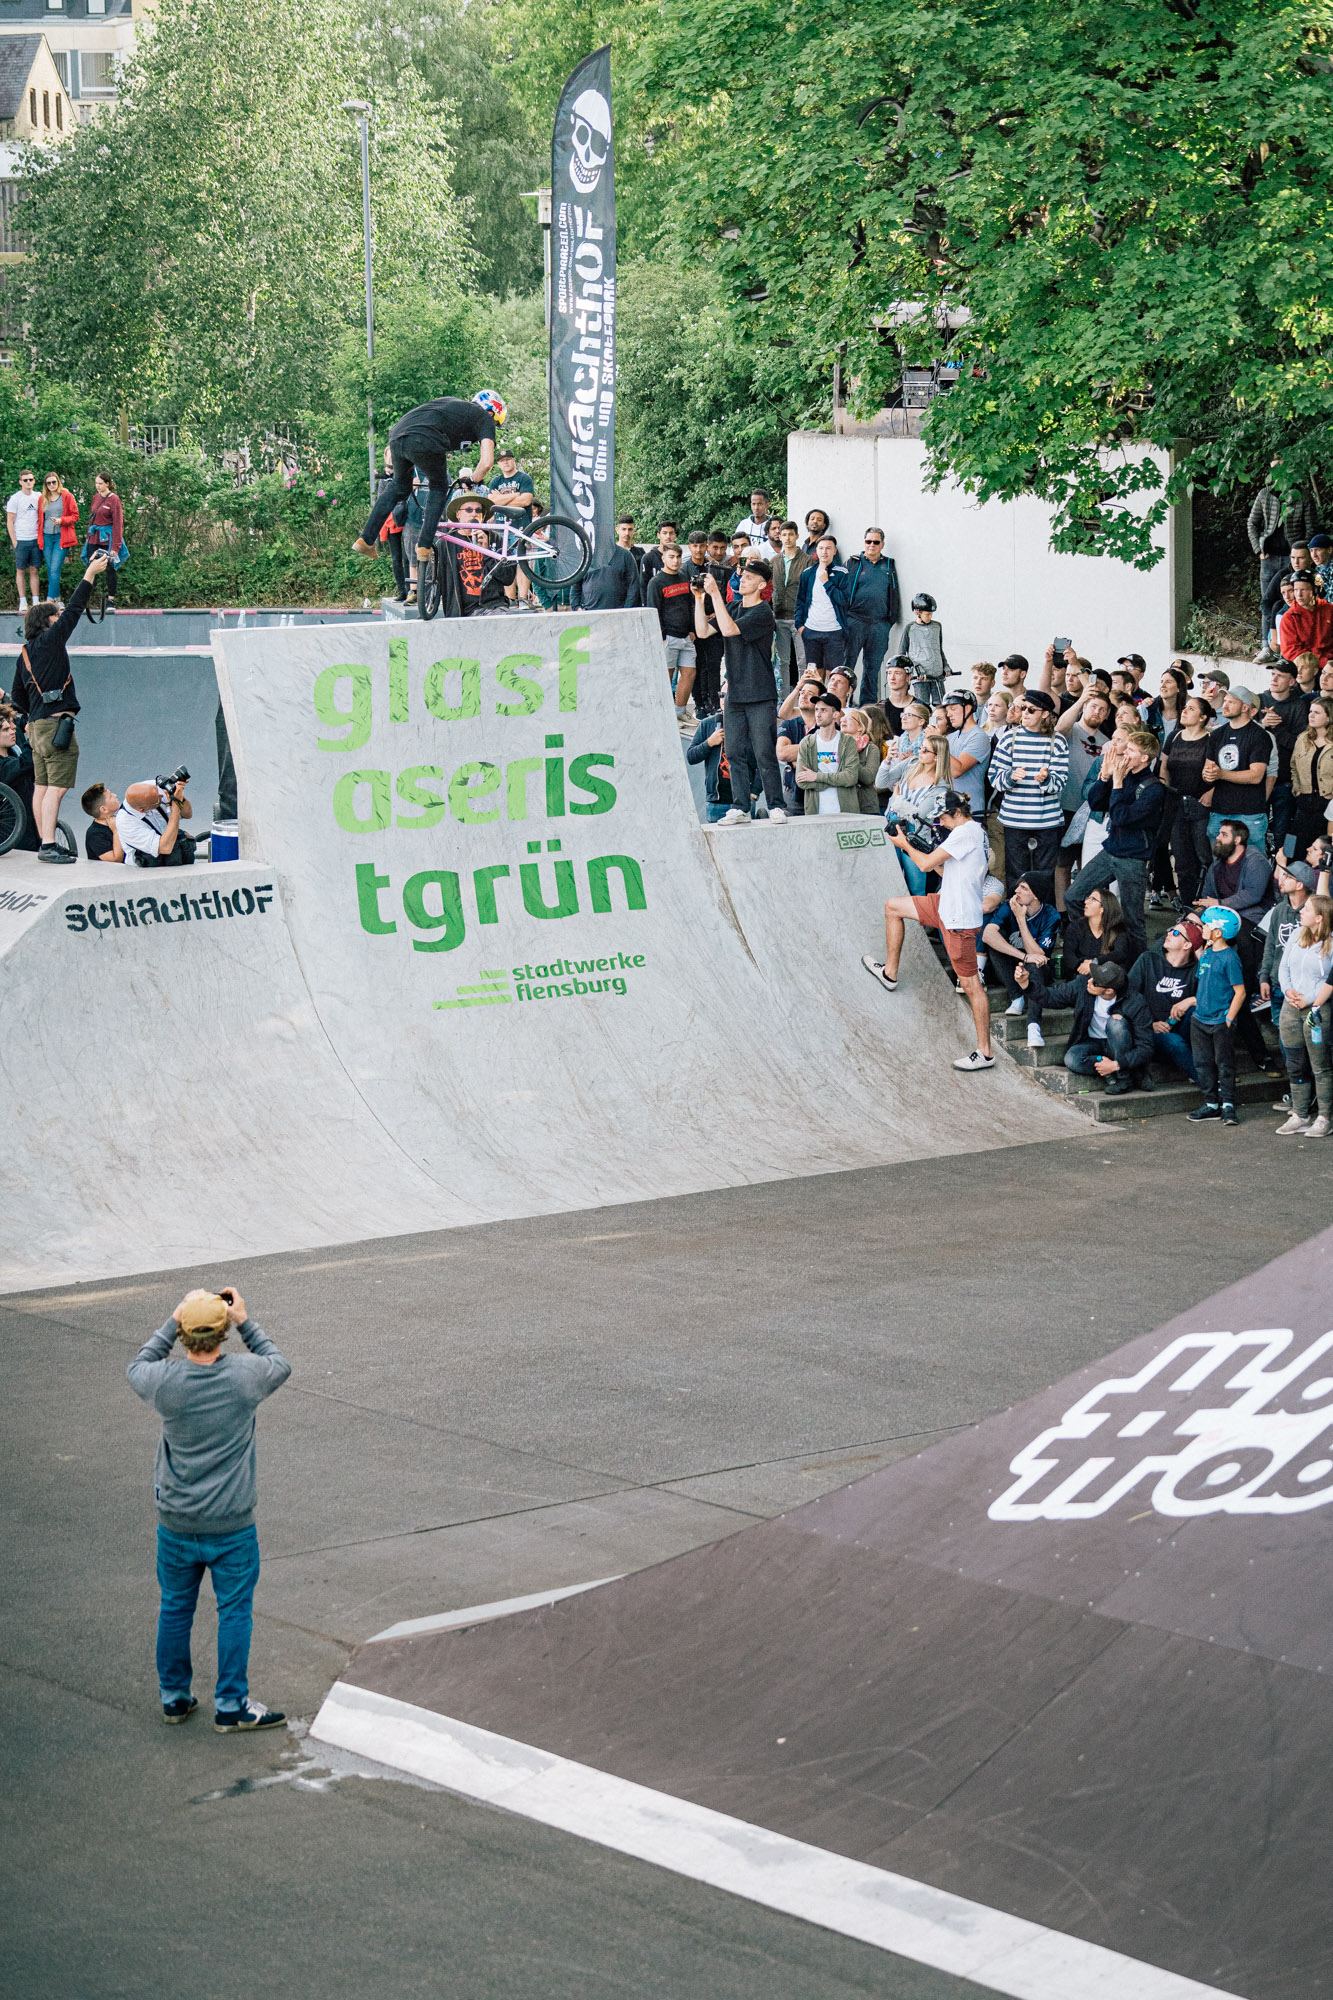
862, 788, 996, 1072
115, 769, 195, 867
4, 547, 110, 862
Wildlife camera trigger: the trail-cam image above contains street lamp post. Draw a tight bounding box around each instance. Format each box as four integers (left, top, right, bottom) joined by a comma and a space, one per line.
342, 99, 375, 501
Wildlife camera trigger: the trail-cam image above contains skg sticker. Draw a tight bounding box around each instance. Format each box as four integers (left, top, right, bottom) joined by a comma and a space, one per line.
989, 1327, 1333, 1521
836, 828, 886, 850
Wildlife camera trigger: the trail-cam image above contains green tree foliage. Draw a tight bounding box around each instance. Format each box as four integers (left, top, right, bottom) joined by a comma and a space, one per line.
639, 0, 1333, 567
17, 0, 473, 439
363, 0, 546, 296
614, 258, 820, 527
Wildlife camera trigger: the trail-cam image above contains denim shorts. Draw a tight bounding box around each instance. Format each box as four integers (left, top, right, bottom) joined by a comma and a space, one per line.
13, 538, 38, 567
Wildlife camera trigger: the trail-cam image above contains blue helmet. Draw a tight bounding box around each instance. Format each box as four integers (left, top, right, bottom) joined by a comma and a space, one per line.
1200, 904, 1241, 940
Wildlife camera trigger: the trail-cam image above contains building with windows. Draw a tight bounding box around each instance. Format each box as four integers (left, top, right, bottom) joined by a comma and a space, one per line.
0, 0, 141, 124
0, 35, 74, 143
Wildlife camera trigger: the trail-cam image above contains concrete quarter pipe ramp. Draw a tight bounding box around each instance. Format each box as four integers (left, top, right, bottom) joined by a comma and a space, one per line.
0, 611, 1077, 1289
315, 1226, 1333, 2000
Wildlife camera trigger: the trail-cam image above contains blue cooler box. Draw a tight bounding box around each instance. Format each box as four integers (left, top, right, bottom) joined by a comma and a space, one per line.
210, 819, 239, 862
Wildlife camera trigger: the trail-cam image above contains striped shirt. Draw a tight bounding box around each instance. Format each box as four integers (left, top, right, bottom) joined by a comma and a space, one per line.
990, 726, 1069, 828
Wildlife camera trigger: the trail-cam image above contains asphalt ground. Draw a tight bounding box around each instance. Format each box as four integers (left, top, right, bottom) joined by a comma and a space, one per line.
4, 1115, 1330, 1999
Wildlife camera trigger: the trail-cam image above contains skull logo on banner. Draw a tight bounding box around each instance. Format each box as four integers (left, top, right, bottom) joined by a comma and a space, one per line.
568, 89, 612, 195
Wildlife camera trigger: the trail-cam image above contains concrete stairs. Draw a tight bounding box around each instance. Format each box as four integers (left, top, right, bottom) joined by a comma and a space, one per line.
988, 997, 1286, 1125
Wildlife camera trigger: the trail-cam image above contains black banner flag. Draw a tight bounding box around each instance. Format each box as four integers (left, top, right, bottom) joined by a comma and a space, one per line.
549, 47, 616, 567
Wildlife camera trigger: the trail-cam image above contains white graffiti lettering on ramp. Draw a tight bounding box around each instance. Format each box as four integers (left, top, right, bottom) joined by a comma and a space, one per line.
0, 611, 1078, 1290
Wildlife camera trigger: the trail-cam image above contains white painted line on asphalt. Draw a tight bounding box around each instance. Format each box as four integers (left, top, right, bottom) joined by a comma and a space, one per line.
365, 1577, 623, 1644
311, 1683, 1247, 2000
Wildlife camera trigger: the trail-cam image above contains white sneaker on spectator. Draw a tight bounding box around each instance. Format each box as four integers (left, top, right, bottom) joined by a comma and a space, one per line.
1027, 1024, 1044, 1047
1006, 997, 1025, 1015
718, 808, 749, 825
17, 596, 26, 612
1275, 1113, 1310, 1135
767, 806, 788, 821
1308, 1115, 1330, 1138
953, 1050, 996, 1071
861, 955, 897, 992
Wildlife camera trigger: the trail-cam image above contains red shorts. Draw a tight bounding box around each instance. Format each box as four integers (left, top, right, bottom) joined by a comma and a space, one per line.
912, 894, 979, 978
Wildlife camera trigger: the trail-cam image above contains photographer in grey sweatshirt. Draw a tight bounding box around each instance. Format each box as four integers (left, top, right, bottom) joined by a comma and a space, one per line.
128, 1287, 290, 1732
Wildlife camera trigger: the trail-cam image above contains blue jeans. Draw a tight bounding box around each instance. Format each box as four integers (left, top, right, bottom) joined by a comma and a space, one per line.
1064, 1018, 1144, 1079
1152, 1026, 1199, 1083
156, 1522, 260, 1711
43, 534, 65, 598
1207, 810, 1268, 849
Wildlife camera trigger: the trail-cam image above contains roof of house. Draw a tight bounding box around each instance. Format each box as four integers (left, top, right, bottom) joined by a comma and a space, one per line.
0, 36, 42, 121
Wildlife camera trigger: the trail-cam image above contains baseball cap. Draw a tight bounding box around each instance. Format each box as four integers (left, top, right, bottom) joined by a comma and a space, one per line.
814, 690, 842, 711
998, 653, 1029, 673
1117, 653, 1147, 671
1170, 916, 1205, 951
1021, 689, 1056, 714
1200, 668, 1230, 689
177, 1292, 229, 1335
1227, 684, 1260, 709
941, 789, 971, 816
1276, 858, 1317, 889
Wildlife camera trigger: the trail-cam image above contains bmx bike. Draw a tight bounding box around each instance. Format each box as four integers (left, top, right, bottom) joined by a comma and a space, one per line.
416, 505, 591, 622
0, 782, 75, 857
82, 541, 122, 624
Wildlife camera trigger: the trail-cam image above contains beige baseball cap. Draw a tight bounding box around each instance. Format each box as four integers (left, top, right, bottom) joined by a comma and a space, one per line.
177, 1292, 229, 1335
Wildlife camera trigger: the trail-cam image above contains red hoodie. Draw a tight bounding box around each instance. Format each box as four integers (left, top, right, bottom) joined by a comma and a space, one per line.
1279, 598, 1333, 662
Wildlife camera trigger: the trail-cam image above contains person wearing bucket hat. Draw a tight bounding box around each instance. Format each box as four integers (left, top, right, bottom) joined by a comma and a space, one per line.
128, 1288, 291, 1732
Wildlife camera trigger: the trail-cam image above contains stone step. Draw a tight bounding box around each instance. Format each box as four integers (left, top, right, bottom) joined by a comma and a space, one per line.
1033, 1066, 1287, 1123
990, 1007, 1074, 1045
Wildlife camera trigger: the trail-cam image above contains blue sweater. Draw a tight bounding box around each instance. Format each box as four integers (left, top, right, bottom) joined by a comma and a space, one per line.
1086, 764, 1166, 860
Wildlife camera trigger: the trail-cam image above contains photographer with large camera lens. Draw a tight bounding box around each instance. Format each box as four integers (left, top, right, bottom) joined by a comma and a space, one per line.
862, 789, 996, 1072
6, 546, 110, 863
115, 766, 195, 868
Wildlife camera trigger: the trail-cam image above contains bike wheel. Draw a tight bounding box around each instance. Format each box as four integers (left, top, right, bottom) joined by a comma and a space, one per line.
418, 551, 441, 622
0, 781, 23, 855
519, 514, 592, 590
54, 818, 77, 858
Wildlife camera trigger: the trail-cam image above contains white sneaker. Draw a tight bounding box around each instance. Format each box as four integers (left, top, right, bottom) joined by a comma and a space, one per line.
953, 1049, 996, 1071
17, 597, 26, 612
1027, 1023, 1045, 1047
1275, 1113, 1310, 1135
718, 808, 749, 825
1006, 997, 1025, 1015
1308, 1115, 1330, 1138
861, 954, 898, 992
767, 806, 788, 822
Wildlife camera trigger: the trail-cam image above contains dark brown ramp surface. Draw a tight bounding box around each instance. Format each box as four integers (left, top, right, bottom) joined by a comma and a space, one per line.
326, 1224, 1333, 2000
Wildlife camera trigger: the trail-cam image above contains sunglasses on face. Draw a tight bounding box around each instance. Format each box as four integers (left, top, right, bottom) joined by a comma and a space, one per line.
864, 536, 883, 546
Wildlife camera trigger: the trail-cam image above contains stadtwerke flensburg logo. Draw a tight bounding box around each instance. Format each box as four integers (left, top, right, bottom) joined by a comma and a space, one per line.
434, 948, 646, 1013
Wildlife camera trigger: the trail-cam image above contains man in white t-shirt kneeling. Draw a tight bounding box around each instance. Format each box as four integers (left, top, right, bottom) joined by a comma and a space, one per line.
862, 789, 995, 1070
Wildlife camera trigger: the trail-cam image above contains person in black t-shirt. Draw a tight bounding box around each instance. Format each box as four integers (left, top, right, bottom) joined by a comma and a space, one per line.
81, 779, 125, 861
686, 533, 730, 719
1201, 685, 1273, 843
646, 543, 697, 724
445, 492, 516, 614
697, 560, 785, 824
354, 393, 499, 569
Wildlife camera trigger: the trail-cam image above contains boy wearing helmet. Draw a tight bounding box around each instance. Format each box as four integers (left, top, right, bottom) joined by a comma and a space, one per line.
353, 391, 504, 570
1186, 906, 1247, 1125
904, 591, 948, 707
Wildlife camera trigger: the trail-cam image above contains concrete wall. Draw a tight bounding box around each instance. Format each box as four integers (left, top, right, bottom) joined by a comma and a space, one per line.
789, 433, 1192, 681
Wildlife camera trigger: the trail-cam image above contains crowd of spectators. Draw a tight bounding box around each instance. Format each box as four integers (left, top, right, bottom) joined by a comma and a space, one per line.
668, 496, 1333, 1127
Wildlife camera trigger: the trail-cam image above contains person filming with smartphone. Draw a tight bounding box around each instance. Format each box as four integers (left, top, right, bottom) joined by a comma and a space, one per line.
128, 1287, 291, 1732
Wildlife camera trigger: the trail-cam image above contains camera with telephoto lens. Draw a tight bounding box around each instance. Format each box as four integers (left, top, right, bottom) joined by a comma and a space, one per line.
883, 806, 945, 854
156, 764, 189, 797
